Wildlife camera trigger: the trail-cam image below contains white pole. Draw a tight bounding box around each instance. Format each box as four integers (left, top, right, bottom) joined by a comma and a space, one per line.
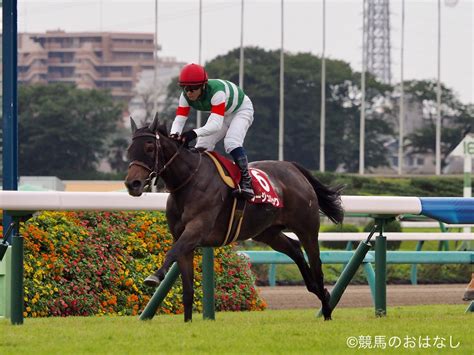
152, 0, 159, 117
99, 0, 103, 32
278, 0, 285, 161
320, 0, 326, 172
239, 0, 245, 89
464, 153, 472, 233
197, 0, 203, 128
359, 0, 366, 175
435, 0, 442, 175
398, 0, 405, 175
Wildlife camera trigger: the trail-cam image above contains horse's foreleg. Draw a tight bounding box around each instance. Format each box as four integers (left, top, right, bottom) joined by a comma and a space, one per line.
144, 221, 205, 289
178, 251, 195, 322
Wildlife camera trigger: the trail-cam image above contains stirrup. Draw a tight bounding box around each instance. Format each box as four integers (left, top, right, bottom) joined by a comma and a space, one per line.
232, 185, 254, 200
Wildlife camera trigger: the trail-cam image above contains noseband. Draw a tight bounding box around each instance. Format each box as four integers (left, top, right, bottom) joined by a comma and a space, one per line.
129, 132, 202, 193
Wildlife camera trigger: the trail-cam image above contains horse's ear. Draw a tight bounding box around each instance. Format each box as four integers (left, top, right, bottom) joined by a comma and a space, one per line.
130, 117, 138, 133
149, 112, 169, 136
149, 112, 160, 132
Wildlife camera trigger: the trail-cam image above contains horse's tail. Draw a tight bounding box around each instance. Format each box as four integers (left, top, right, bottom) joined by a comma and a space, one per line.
291, 162, 344, 225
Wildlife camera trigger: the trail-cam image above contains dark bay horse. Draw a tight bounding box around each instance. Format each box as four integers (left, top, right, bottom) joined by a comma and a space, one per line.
125, 116, 344, 322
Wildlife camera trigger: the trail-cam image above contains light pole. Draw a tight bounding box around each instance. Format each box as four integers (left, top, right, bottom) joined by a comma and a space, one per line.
197, 0, 203, 128
398, 0, 405, 175
435, 0, 442, 175
359, 0, 367, 175
152, 0, 159, 117
239, 0, 244, 89
320, 0, 326, 172
278, 0, 285, 161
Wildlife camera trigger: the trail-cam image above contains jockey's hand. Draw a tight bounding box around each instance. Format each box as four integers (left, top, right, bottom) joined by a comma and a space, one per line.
179, 130, 197, 147
169, 133, 180, 141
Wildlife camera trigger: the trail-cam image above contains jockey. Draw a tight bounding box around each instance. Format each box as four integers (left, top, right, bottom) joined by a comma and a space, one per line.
170, 63, 255, 200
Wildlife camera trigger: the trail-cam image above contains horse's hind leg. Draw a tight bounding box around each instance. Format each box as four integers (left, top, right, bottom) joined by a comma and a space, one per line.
294, 228, 332, 320
253, 228, 322, 308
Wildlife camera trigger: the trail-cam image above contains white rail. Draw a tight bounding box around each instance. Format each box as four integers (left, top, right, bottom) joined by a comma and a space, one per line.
290, 232, 474, 241
0, 192, 423, 215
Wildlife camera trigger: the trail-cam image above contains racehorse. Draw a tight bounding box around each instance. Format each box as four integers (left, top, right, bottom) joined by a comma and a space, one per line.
125, 116, 344, 322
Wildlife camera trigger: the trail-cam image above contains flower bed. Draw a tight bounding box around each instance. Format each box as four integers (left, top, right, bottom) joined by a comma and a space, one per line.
18, 211, 266, 317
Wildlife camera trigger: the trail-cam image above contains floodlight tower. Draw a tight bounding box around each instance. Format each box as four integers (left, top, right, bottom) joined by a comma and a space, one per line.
365, 0, 392, 84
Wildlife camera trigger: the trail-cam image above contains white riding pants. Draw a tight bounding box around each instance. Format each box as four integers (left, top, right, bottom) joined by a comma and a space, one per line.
196, 95, 254, 153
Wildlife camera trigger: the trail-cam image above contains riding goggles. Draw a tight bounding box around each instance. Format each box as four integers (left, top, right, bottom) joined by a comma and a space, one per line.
182, 85, 202, 93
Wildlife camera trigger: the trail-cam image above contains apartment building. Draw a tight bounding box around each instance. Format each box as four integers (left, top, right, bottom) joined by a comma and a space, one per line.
18, 30, 158, 101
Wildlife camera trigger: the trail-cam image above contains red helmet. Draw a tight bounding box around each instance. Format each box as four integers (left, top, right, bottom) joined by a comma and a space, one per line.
179, 63, 208, 86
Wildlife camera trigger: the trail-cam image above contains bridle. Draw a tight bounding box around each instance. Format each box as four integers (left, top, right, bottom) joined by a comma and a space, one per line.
128, 131, 202, 193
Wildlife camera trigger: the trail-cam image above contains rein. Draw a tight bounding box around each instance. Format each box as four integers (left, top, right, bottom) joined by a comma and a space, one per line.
129, 132, 201, 193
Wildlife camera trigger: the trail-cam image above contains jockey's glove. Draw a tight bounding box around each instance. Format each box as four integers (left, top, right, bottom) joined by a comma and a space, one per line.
180, 130, 197, 147
169, 133, 180, 141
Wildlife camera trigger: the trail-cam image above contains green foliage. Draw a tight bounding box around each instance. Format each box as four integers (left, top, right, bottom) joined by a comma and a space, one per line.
363, 219, 401, 232
404, 80, 474, 169
20, 211, 265, 318
417, 264, 471, 284
313, 172, 464, 197
363, 219, 402, 250
320, 223, 360, 250
18, 83, 124, 179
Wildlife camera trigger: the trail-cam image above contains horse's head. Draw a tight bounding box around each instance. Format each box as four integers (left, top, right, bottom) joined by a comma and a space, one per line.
124, 115, 171, 196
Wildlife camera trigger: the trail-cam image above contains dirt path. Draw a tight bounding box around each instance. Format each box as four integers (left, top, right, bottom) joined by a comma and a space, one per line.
258, 284, 469, 309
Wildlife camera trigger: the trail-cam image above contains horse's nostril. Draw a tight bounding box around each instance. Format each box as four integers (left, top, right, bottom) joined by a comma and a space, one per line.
131, 180, 142, 189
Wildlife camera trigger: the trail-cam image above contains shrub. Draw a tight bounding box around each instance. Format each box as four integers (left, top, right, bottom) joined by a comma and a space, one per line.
363, 219, 402, 250
20, 211, 266, 318
320, 223, 360, 249
313, 172, 464, 197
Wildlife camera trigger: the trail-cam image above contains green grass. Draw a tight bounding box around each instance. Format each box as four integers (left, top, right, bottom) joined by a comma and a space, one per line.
1, 305, 472, 354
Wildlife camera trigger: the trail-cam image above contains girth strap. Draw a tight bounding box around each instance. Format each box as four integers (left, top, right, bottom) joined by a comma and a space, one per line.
221, 198, 246, 246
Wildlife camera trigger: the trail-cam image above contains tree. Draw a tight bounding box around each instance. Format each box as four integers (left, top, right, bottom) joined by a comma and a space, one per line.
18, 83, 124, 178
404, 80, 474, 169
326, 81, 394, 171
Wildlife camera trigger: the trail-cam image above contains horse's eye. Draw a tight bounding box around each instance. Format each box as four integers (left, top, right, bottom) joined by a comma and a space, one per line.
145, 142, 155, 153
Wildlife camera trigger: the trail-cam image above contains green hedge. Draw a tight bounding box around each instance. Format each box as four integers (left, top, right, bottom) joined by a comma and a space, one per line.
20, 211, 266, 318
363, 219, 402, 250
313, 172, 465, 197
320, 223, 359, 250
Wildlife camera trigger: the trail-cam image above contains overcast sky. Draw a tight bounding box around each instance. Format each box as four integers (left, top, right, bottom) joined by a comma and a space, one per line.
17, 0, 474, 104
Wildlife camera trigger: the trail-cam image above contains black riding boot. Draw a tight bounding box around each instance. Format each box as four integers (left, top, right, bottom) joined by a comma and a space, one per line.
230, 147, 255, 200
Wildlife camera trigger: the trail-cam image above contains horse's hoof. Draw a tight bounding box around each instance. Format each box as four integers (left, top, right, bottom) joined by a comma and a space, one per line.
143, 275, 161, 288
324, 315, 332, 321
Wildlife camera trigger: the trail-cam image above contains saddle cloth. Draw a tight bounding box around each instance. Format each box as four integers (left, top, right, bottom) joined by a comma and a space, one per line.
205, 151, 283, 208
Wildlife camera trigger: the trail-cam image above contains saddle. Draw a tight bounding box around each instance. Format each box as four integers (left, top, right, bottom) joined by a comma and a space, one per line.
205, 151, 283, 207
205, 151, 283, 246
